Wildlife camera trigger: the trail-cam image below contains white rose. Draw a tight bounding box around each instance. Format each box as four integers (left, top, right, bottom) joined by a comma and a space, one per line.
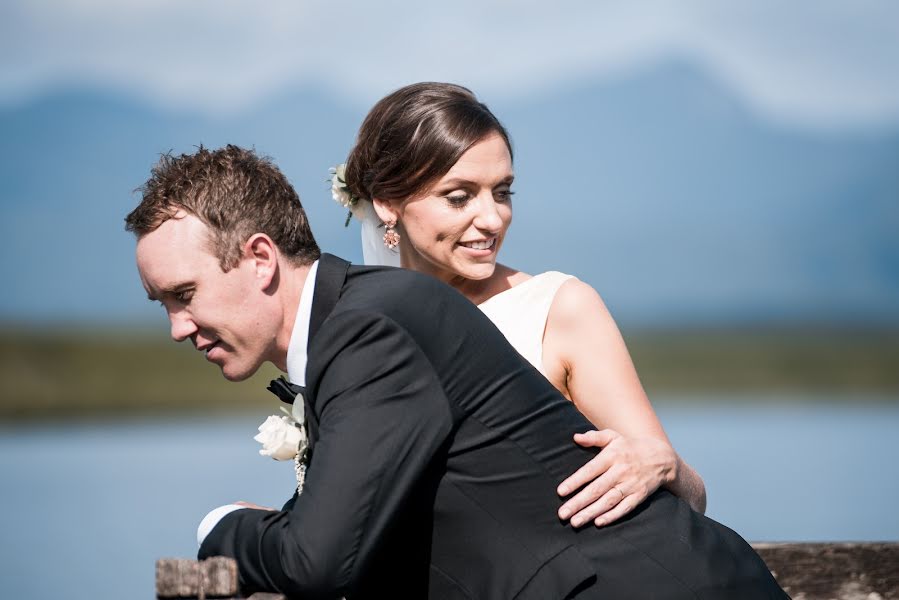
329, 163, 369, 224
254, 415, 305, 461
330, 164, 353, 208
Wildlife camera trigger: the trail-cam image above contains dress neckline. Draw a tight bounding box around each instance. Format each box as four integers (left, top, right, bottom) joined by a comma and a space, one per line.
478, 272, 559, 308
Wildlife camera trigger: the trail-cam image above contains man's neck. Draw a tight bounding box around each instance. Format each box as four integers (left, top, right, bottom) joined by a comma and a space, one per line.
272, 261, 312, 372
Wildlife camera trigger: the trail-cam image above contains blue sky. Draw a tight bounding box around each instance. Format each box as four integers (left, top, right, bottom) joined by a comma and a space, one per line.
3, 0, 898, 129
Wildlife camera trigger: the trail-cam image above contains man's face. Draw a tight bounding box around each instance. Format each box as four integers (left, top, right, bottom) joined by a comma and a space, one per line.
136, 212, 276, 381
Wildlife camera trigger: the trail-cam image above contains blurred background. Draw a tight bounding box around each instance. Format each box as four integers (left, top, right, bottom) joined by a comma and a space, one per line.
1, 1, 898, 598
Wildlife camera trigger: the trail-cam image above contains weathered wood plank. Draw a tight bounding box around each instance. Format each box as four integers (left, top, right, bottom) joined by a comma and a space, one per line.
157, 543, 899, 599
753, 542, 899, 599
156, 556, 239, 598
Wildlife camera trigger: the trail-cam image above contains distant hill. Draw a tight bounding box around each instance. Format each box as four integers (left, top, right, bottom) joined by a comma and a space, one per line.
2, 60, 897, 327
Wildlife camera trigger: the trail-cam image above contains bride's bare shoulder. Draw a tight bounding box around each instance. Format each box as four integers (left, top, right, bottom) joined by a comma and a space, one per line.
547, 277, 614, 331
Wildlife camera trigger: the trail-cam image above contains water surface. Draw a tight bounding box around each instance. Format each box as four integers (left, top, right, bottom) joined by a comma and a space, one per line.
1, 397, 896, 599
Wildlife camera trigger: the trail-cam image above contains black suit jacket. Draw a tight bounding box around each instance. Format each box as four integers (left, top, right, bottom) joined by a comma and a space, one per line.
201, 254, 785, 599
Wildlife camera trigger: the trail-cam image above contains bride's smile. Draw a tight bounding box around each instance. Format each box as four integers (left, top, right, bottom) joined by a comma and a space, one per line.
458, 237, 496, 251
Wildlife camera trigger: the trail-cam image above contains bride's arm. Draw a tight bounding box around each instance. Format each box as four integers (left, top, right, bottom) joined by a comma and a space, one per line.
541, 278, 707, 527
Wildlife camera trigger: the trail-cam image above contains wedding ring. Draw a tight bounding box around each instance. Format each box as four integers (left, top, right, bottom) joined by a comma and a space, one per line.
613, 486, 625, 501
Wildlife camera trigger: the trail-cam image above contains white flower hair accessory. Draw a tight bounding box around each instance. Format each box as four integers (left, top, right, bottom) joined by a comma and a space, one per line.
255, 404, 309, 494
329, 163, 402, 268
330, 163, 365, 227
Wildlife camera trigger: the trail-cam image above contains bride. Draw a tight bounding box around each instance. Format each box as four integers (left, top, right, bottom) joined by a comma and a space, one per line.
333, 82, 706, 527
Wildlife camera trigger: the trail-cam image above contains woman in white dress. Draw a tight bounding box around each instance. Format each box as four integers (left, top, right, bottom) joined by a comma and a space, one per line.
334, 82, 706, 528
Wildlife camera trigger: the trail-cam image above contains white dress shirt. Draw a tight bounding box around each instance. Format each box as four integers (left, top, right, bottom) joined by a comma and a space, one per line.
197, 260, 319, 547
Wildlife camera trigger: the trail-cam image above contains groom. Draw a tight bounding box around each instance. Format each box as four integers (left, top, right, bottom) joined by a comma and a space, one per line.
127, 145, 784, 599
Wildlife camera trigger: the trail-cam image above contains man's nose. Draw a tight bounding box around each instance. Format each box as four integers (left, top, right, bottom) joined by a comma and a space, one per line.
472, 195, 503, 233
169, 312, 198, 342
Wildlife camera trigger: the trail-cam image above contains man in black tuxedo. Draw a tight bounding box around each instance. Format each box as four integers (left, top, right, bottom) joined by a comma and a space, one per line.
127, 145, 785, 599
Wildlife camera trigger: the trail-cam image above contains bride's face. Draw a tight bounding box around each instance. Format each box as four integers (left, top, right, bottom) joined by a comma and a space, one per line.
377, 132, 514, 284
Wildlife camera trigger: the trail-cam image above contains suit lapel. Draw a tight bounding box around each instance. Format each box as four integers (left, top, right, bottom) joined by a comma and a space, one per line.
302, 253, 351, 455
309, 253, 350, 344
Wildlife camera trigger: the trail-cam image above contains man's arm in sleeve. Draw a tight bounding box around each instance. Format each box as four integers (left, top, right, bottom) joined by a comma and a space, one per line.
199, 310, 455, 598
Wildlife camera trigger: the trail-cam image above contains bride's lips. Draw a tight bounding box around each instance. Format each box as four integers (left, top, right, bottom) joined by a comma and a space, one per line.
458, 237, 497, 256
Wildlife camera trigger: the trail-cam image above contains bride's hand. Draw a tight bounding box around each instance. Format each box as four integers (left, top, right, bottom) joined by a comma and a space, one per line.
556, 429, 677, 528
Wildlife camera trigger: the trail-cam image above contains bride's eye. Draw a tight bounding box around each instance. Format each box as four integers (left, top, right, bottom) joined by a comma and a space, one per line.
444, 193, 471, 208
495, 189, 515, 203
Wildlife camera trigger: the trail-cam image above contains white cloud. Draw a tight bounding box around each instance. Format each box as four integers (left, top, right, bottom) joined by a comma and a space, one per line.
2, 0, 898, 129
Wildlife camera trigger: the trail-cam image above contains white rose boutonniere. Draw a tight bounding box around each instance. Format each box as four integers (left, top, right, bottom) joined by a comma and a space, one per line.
255, 404, 309, 494
254, 415, 305, 460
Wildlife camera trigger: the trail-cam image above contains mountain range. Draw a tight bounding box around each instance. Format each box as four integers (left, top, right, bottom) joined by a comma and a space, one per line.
1, 59, 896, 327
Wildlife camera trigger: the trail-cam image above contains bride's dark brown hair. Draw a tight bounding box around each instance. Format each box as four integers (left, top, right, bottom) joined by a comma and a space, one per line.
344, 82, 513, 204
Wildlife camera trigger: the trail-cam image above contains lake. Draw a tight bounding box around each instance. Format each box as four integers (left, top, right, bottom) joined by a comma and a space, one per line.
1, 396, 897, 599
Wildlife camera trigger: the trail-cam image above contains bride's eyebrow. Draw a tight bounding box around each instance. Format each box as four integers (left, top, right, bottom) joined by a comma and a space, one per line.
436, 174, 515, 189
435, 177, 473, 189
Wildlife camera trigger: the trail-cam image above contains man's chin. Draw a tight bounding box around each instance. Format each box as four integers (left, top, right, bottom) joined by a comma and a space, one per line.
215, 359, 258, 382
219, 365, 255, 382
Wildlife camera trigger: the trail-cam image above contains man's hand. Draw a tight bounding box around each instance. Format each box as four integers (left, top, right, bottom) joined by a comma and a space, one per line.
234, 501, 276, 511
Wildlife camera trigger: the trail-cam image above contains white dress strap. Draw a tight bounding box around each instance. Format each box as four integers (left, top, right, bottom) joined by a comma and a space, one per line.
478, 272, 575, 375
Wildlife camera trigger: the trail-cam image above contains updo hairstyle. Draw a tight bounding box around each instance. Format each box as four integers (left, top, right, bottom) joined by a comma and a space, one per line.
344, 82, 513, 205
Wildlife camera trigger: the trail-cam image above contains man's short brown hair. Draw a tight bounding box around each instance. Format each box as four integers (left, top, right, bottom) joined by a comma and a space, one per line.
126, 144, 320, 270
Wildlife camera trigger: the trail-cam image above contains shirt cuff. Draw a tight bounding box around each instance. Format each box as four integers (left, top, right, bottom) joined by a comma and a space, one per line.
197, 504, 246, 547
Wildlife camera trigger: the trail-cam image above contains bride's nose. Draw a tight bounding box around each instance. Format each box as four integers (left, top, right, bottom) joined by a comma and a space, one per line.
471, 194, 504, 233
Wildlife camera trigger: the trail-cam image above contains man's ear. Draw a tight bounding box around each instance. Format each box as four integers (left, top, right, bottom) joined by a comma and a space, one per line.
243, 233, 278, 289
372, 198, 399, 225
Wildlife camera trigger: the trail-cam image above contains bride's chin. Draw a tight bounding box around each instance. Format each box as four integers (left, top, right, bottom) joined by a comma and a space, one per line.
458, 262, 497, 280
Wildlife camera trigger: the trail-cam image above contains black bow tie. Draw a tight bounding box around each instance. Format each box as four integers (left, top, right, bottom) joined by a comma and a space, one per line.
267, 376, 305, 405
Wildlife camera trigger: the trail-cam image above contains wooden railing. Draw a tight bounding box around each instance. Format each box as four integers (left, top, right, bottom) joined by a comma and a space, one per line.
156, 543, 899, 599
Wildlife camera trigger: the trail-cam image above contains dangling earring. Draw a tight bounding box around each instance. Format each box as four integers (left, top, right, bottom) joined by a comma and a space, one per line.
383, 221, 401, 249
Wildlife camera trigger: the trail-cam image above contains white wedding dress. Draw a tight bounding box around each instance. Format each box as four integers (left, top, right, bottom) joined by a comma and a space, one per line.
477, 271, 574, 375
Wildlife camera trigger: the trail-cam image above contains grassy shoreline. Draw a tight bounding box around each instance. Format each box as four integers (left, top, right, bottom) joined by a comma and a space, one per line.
626, 328, 899, 395
1, 327, 897, 420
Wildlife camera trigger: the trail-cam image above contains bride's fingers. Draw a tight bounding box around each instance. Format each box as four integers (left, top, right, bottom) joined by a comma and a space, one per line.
557, 452, 613, 498
568, 485, 631, 528
593, 489, 645, 527
572, 429, 620, 448
558, 469, 617, 521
